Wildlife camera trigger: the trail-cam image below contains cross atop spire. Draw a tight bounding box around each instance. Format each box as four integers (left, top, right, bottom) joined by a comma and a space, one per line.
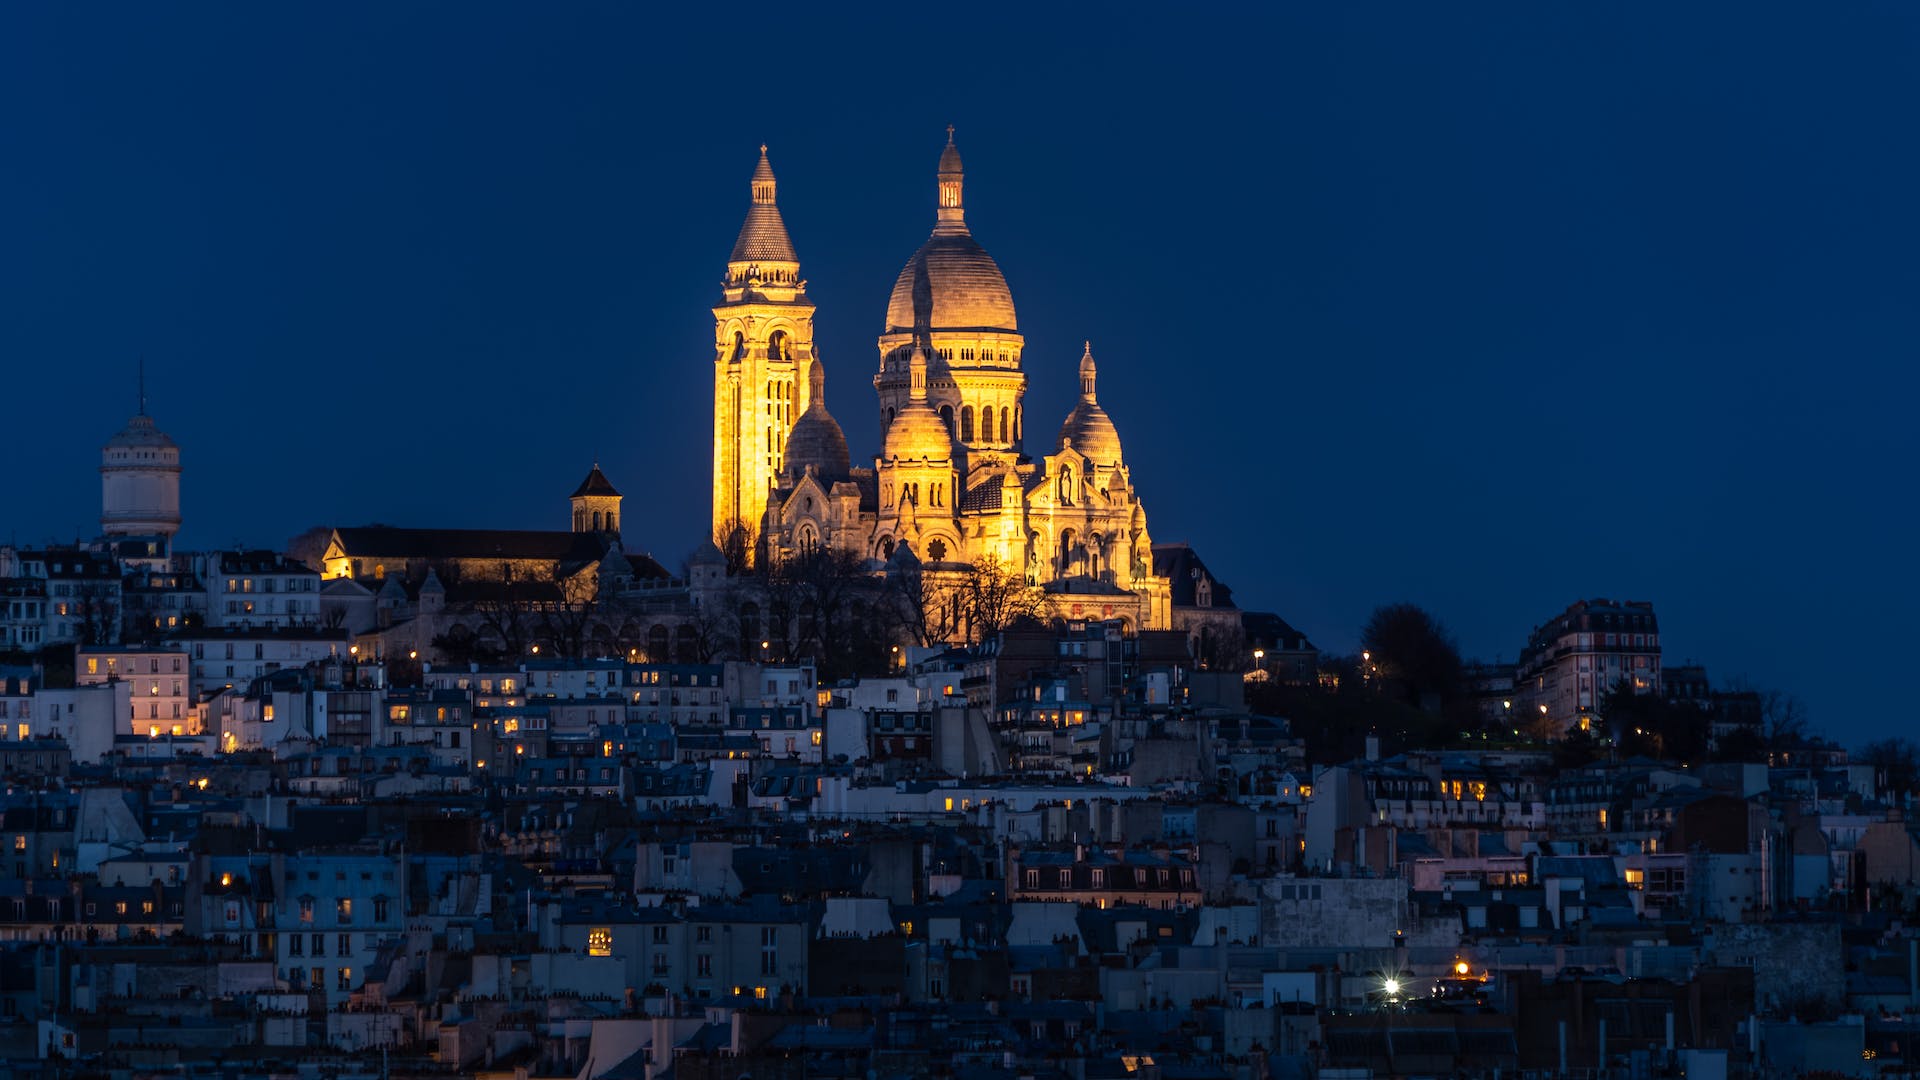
751, 145, 777, 205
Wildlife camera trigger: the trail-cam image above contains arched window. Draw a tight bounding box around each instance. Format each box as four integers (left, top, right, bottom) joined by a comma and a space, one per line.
731, 331, 746, 361
961, 405, 974, 442
939, 404, 954, 436
592, 511, 602, 531
674, 625, 697, 663
999, 407, 1009, 443
879, 537, 895, 559
647, 624, 670, 662
885, 406, 896, 429
768, 330, 788, 362
798, 525, 817, 553
1059, 528, 1078, 575
1014, 408, 1022, 443
928, 538, 948, 562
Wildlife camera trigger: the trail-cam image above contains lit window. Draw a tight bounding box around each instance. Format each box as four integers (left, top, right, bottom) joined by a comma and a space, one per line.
588, 927, 612, 957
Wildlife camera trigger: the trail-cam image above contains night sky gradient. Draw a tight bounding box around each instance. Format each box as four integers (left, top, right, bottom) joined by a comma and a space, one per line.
3, 5, 1915, 744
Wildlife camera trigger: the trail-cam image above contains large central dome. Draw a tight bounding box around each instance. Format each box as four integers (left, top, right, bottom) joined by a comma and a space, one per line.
883, 131, 1017, 334
885, 234, 1018, 333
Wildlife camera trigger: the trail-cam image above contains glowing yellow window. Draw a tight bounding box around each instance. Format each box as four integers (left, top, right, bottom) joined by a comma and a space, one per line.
1598, 809, 1608, 827
587, 927, 612, 957
753, 986, 768, 1000
810, 731, 821, 746
1624, 868, 1645, 888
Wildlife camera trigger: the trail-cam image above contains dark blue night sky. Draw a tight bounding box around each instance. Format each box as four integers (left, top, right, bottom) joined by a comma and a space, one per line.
3, 5, 1915, 744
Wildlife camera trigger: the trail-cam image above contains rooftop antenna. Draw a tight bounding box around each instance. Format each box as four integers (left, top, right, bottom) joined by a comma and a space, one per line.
137, 357, 148, 417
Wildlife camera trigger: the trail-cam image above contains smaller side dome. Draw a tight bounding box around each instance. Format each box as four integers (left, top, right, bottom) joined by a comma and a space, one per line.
1057, 341, 1124, 467
784, 357, 852, 484
883, 346, 953, 462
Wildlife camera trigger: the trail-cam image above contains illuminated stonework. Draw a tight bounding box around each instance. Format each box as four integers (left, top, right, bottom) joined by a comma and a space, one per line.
712, 132, 1172, 632
711, 147, 817, 551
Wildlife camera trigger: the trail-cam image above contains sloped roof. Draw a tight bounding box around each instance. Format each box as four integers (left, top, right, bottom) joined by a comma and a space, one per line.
571, 466, 620, 499
1151, 543, 1237, 609
331, 526, 610, 565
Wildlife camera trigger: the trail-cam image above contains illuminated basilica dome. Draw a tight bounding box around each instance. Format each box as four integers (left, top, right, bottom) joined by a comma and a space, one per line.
883, 347, 953, 462
884, 130, 1017, 334
784, 357, 851, 483
717, 132, 1174, 636
1057, 342, 1124, 467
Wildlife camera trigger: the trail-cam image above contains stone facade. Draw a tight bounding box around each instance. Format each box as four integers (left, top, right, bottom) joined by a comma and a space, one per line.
712, 134, 1172, 636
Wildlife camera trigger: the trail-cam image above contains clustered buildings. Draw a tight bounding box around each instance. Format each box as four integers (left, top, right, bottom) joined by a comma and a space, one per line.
0, 137, 1911, 1079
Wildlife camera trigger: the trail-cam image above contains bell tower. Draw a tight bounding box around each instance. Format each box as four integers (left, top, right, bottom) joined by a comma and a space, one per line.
712, 146, 817, 561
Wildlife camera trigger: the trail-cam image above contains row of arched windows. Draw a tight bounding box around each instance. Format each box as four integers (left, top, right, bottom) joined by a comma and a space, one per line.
887, 344, 1020, 367
959, 404, 1014, 444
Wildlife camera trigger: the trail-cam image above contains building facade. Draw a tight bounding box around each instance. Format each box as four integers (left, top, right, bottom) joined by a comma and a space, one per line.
1515, 598, 1663, 733
712, 134, 1172, 634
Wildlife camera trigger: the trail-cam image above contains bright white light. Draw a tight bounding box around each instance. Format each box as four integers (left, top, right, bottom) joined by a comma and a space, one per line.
1382, 978, 1401, 996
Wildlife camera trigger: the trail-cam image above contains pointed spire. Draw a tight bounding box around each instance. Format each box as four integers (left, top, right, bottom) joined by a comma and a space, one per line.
936, 127, 966, 232
1078, 341, 1098, 401
909, 344, 928, 403
751, 144, 777, 205
730, 144, 799, 269
807, 355, 828, 404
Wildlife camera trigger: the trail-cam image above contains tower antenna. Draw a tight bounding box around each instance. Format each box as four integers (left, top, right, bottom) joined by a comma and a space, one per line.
138, 358, 147, 417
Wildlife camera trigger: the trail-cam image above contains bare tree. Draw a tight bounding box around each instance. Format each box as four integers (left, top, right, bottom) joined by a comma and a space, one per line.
441, 562, 547, 661
714, 518, 759, 577
1724, 677, 1812, 748
284, 526, 334, 572
537, 568, 603, 660
777, 546, 873, 677
688, 601, 738, 662
1759, 689, 1810, 747
963, 554, 1048, 644
74, 582, 121, 646
890, 559, 965, 648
